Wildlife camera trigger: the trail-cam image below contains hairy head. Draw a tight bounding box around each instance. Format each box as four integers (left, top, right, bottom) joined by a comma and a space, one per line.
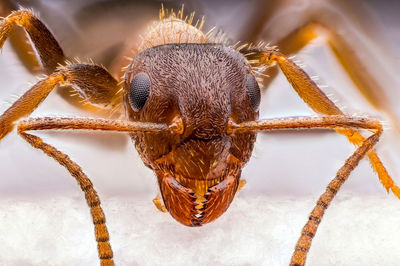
123, 43, 260, 225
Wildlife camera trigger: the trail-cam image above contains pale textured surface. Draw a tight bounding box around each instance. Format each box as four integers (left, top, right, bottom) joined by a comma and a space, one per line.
1, 194, 399, 266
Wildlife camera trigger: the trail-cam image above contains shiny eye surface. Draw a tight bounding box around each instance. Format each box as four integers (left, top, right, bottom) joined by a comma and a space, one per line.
129, 72, 151, 111
245, 74, 261, 111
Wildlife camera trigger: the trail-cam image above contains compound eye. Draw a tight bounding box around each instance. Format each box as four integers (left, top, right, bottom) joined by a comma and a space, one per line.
245, 74, 261, 111
129, 72, 151, 111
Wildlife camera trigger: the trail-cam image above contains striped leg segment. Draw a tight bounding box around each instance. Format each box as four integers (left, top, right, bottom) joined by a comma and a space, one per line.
290, 129, 382, 266
14, 116, 172, 265
227, 114, 392, 265
18, 130, 114, 266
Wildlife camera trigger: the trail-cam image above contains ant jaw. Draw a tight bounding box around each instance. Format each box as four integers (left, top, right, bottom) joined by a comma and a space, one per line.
157, 170, 241, 227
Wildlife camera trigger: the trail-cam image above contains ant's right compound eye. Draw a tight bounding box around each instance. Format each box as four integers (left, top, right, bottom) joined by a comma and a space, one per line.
129, 72, 151, 111
245, 74, 261, 112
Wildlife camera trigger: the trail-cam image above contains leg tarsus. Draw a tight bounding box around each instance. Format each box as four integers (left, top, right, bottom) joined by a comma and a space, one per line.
337, 128, 400, 198
18, 130, 115, 266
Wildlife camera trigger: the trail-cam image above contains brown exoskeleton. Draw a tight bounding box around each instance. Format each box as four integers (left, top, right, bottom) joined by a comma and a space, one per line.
1, 4, 399, 266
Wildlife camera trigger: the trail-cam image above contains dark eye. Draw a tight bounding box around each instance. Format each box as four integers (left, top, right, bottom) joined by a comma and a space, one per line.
129, 72, 151, 111
245, 74, 261, 111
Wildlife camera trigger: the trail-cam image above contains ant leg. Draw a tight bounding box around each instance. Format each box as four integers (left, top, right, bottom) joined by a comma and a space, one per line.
0, 9, 65, 73
252, 23, 319, 91
229, 115, 400, 199
0, 63, 119, 140
229, 115, 395, 264
0, 10, 124, 113
245, 48, 398, 198
15, 117, 174, 265
290, 128, 382, 266
17, 130, 114, 266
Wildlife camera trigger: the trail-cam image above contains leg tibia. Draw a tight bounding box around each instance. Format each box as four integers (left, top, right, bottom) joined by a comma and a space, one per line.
0, 74, 62, 140
58, 64, 120, 108
269, 50, 342, 116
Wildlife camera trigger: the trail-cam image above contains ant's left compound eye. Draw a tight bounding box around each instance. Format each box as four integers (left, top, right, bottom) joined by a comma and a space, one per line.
129, 72, 151, 111
245, 74, 261, 111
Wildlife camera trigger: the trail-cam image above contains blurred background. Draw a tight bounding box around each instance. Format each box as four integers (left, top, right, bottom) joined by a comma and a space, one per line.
0, 0, 399, 265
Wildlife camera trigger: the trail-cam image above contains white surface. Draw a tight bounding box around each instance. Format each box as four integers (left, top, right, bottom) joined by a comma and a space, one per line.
1, 194, 399, 266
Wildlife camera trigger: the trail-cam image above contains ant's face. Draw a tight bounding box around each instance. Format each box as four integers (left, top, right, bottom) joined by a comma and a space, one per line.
123, 43, 260, 225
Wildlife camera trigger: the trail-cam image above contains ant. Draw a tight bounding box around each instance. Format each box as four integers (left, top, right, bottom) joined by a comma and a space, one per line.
0, 4, 399, 266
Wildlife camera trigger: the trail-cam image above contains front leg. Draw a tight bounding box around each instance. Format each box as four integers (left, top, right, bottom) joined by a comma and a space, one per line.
0, 63, 119, 140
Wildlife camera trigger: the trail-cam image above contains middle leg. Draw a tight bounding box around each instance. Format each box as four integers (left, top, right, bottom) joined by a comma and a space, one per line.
0, 63, 119, 140
242, 47, 399, 198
